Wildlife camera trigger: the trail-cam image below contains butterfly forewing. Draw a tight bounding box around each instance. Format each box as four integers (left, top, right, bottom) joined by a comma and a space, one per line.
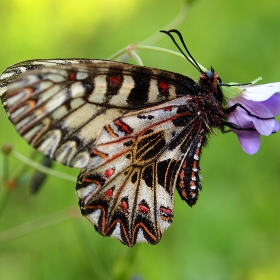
1, 60, 198, 168
1, 58, 225, 246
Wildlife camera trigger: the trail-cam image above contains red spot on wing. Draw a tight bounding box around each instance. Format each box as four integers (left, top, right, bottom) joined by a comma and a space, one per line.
105, 188, 114, 197
121, 199, 128, 211
158, 81, 169, 94
109, 75, 122, 87
160, 206, 173, 217
104, 168, 115, 178
139, 204, 150, 214
164, 107, 172, 111
68, 72, 76, 80
114, 119, 132, 134
159, 206, 173, 222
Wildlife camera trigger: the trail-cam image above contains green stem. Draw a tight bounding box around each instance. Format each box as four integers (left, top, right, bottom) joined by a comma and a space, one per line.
11, 150, 76, 183
108, 43, 208, 72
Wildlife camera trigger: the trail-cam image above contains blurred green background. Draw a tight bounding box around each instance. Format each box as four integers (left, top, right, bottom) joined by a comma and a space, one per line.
0, 0, 280, 279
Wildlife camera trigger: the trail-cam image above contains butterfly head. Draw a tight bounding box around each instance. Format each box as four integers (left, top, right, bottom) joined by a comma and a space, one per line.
199, 67, 224, 105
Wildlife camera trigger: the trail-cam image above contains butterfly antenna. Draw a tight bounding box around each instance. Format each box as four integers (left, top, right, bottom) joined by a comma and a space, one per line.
160, 29, 203, 73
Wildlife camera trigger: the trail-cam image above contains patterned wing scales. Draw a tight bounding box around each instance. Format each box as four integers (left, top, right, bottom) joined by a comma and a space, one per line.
0, 59, 211, 246
176, 128, 205, 206
0, 59, 104, 97
76, 98, 206, 246
1, 60, 198, 169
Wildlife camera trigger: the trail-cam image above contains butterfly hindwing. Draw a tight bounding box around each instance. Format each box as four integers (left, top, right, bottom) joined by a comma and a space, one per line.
76, 98, 205, 246
176, 128, 205, 206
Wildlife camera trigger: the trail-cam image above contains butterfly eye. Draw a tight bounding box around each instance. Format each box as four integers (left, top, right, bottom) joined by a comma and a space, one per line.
206, 71, 214, 82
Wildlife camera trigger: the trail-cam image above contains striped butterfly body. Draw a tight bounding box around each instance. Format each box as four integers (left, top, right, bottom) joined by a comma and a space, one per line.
0, 50, 226, 246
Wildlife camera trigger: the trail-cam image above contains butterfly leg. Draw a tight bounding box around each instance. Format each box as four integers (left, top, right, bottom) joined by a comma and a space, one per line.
224, 103, 275, 120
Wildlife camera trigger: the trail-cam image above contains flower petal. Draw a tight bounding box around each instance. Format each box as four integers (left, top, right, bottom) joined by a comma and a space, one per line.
261, 93, 280, 116
237, 131, 261, 154
240, 82, 280, 101
228, 97, 275, 135
273, 120, 280, 132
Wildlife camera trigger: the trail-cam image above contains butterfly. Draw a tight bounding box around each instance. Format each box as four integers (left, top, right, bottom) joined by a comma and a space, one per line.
0, 30, 231, 247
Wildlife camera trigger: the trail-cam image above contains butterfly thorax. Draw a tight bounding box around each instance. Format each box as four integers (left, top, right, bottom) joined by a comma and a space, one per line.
195, 70, 226, 132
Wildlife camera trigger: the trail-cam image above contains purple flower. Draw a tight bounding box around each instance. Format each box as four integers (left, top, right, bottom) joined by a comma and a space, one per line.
225, 82, 280, 154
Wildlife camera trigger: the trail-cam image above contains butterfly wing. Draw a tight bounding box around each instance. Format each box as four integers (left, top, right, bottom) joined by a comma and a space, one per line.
1, 60, 199, 168
1, 60, 206, 246
76, 98, 206, 246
